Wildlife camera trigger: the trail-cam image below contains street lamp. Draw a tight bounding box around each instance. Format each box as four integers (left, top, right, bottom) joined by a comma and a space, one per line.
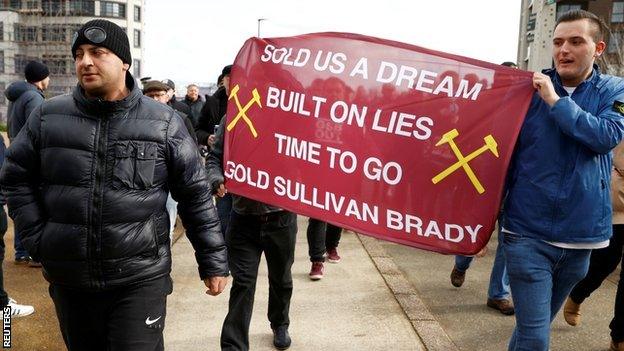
257, 18, 266, 37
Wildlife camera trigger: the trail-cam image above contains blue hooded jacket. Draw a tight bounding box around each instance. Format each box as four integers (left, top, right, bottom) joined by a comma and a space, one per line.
4, 81, 44, 141
503, 65, 624, 244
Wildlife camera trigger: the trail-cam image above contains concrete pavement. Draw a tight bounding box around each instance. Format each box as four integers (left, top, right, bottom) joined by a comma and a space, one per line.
165, 215, 426, 350
3, 213, 620, 350
383, 230, 621, 351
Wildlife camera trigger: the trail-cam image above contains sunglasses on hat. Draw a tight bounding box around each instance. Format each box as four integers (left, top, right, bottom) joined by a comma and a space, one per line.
72, 26, 107, 47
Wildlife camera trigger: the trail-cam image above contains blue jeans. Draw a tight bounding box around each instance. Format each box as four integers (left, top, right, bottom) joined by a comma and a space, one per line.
14, 228, 27, 260
454, 232, 510, 299
502, 232, 591, 351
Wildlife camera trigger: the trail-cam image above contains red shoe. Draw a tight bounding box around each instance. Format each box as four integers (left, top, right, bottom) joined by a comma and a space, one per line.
326, 247, 341, 263
309, 262, 324, 280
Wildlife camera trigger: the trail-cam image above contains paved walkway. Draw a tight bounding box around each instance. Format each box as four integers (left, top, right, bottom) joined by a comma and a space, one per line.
4, 214, 619, 350
165, 215, 425, 350
383, 231, 620, 351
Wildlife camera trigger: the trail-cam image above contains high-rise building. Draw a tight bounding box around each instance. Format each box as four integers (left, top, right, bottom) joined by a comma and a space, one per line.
0, 0, 145, 122
518, 0, 623, 76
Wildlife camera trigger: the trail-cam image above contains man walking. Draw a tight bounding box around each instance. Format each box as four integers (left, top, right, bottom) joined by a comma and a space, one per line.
4, 60, 49, 266
501, 10, 624, 351
206, 70, 297, 350
0, 19, 228, 351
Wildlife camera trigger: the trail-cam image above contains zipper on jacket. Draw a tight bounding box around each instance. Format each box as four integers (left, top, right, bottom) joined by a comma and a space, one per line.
90, 116, 109, 290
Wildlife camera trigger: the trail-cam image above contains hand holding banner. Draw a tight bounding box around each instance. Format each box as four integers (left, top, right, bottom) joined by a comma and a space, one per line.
223, 32, 534, 255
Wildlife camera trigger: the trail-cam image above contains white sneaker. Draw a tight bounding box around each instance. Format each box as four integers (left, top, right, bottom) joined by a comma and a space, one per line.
7, 298, 34, 317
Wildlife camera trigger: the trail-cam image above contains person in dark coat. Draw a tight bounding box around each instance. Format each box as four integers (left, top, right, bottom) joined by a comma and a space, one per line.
206, 72, 296, 351
182, 84, 204, 126
0, 134, 35, 317
0, 19, 228, 351
196, 65, 230, 147
162, 78, 191, 116
5, 61, 49, 141
4, 60, 50, 265
143, 80, 197, 144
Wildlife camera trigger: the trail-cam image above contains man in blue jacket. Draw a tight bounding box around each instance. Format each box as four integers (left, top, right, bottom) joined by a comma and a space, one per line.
502, 10, 624, 351
4, 60, 49, 266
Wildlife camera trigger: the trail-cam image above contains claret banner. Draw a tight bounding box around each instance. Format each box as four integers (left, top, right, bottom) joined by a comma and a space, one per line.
223, 32, 534, 255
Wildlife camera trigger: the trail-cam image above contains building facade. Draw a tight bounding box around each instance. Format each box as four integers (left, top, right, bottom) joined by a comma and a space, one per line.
518, 0, 624, 76
0, 0, 145, 122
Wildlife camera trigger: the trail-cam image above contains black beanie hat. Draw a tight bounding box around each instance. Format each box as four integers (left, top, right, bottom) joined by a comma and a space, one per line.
222, 65, 232, 76
24, 61, 50, 83
71, 19, 132, 66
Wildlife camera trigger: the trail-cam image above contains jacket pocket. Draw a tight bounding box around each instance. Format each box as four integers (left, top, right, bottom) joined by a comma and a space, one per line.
113, 141, 157, 189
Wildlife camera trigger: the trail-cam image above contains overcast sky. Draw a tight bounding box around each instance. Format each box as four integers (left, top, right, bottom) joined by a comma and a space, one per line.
144, 0, 522, 87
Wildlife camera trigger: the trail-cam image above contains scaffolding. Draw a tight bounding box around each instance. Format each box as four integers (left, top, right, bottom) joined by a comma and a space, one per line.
0, 0, 144, 123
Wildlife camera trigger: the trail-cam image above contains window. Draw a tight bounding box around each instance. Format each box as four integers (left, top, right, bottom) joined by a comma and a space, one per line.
133, 59, 141, 77
68, 0, 95, 16
14, 55, 37, 74
100, 1, 125, 18
134, 5, 141, 22
42, 24, 65, 42
556, 4, 582, 20
41, 0, 62, 15
614, 2, 624, 23
0, 82, 5, 105
64, 24, 82, 42
0, 0, 21, 10
0, 22, 3, 41
133, 29, 140, 48
25, 0, 37, 9
42, 55, 68, 74
608, 30, 623, 53
0, 51, 4, 74
14, 24, 38, 42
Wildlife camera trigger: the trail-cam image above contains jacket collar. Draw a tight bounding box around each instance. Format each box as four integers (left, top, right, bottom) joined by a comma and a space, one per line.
542, 63, 601, 90
73, 72, 142, 115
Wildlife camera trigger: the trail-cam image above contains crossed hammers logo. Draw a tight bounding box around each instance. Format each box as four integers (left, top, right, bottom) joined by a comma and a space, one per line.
431, 129, 499, 194
226, 84, 262, 138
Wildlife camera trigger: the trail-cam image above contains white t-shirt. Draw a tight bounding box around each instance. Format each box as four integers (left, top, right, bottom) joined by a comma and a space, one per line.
563, 86, 577, 95
501, 227, 610, 250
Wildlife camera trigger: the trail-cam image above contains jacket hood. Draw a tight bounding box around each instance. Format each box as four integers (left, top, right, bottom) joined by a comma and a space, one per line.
4, 81, 41, 102
73, 72, 142, 115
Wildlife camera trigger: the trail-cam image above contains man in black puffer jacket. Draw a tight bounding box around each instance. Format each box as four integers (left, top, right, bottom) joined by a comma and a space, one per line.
0, 19, 228, 351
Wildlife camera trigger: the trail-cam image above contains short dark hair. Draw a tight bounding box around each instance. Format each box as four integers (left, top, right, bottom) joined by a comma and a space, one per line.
555, 9, 609, 42
501, 61, 517, 68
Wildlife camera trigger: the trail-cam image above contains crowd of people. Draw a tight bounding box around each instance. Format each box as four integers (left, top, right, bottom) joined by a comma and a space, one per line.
0, 9, 623, 351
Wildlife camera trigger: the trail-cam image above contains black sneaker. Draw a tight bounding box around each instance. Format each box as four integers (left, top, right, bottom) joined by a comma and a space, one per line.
272, 325, 291, 350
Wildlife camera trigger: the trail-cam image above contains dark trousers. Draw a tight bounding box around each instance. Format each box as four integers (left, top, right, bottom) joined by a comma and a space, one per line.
570, 224, 624, 343
216, 193, 233, 238
221, 211, 297, 351
0, 207, 8, 307
306, 218, 342, 262
49, 275, 172, 351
